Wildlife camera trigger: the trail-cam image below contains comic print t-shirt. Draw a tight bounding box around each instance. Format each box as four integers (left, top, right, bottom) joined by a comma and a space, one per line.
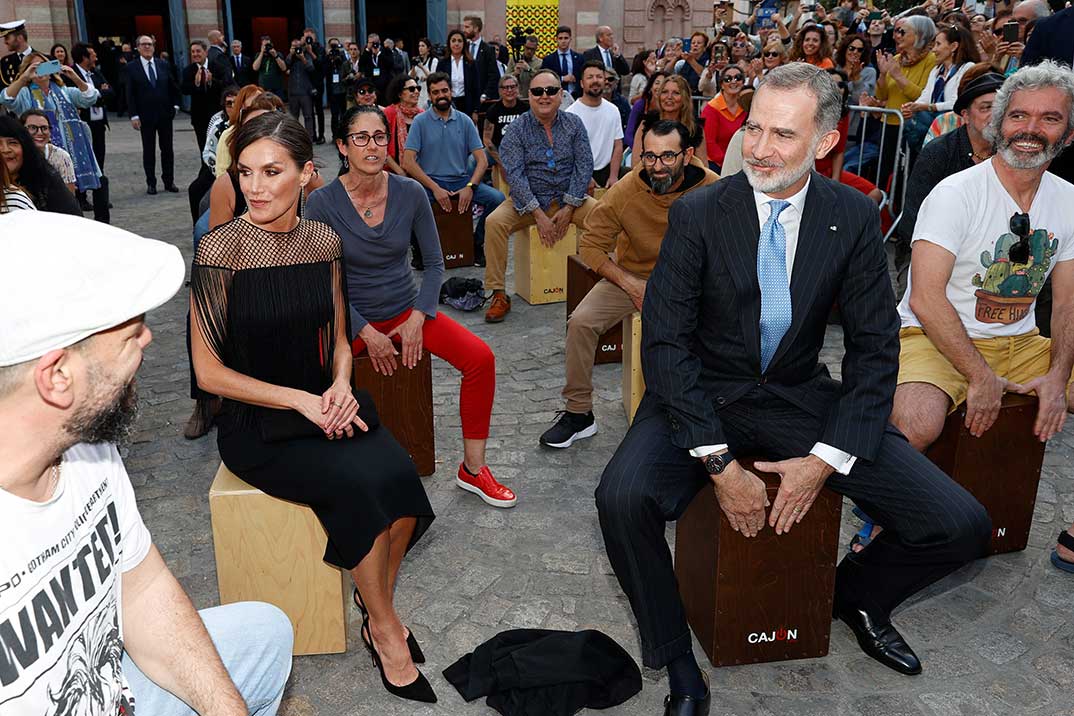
898, 158, 1074, 338
0, 443, 152, 716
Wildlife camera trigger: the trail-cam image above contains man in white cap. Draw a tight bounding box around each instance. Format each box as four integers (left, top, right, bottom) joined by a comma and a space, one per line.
0, 213, 293, 715
0, 20, 31, 90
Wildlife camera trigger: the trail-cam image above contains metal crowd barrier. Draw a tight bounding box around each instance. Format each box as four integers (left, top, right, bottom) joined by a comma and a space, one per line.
845, 105, 908, 242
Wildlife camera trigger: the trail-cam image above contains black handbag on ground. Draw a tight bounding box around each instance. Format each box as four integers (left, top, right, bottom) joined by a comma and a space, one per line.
258, 388, 380, 442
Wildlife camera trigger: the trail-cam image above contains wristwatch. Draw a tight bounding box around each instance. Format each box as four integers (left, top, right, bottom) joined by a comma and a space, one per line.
702, 450, 734, 475
465, 182, 476, 189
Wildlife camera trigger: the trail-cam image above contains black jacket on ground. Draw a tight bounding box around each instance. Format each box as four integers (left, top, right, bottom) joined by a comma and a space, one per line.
443, 629, 641, 716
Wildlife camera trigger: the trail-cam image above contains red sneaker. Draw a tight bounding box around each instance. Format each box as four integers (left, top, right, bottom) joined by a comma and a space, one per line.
456, 464, 517, 508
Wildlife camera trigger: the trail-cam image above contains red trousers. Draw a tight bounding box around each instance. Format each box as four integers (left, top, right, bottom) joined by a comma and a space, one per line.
351, 308, 495, 440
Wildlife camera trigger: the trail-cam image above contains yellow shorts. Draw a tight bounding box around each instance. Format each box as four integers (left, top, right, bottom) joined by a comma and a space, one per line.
897, 327, 1073, 412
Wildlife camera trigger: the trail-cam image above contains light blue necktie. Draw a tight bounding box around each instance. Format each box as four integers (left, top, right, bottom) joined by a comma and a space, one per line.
758, 199, 792, 372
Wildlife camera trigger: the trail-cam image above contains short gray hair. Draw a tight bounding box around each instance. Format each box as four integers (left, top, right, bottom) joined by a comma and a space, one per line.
759, 62, 843, 136
985, 59, 1074, 144
900, 16, 937, 51
1014, 0, 1051, 21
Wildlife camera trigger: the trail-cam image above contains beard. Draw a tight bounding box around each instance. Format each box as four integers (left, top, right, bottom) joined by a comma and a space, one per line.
743, 143, 817, 194
434, 96, 452, 110
63, 373, 140, 447
997, 130, 1065, 170
585, 86, 603, 99
651, 161, 686, 194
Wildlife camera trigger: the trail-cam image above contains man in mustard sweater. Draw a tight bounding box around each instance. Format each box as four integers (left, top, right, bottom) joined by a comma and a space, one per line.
540, 120, 719, 448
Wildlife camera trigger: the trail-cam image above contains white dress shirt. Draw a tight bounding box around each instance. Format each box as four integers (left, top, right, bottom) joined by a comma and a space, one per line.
450, 55, 466, 97
141, 56, 156, 82
690, 177, 858, 476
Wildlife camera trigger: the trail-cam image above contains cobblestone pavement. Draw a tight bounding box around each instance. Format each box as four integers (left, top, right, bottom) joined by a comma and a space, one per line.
100, 116, 1074, 716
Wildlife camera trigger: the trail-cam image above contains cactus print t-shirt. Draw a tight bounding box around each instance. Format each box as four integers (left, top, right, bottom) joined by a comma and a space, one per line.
898, 158, 1074, 339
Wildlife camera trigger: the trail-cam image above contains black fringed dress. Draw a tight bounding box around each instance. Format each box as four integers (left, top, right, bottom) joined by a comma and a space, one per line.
191, 217, 434, 570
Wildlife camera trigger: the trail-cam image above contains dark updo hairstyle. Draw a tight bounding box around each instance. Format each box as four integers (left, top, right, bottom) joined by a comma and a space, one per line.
385, 73, 413, 106
0, 114, 58, 209
232, 112, 313, 173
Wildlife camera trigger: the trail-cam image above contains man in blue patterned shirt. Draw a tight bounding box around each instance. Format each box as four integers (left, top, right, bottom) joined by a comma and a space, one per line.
482, 68, 597, 323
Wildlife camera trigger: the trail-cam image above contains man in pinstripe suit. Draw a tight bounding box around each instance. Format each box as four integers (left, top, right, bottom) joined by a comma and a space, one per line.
595, 64, 991, 714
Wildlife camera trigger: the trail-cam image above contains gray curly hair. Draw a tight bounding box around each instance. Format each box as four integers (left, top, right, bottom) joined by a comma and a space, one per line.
984, 60, 1074, 147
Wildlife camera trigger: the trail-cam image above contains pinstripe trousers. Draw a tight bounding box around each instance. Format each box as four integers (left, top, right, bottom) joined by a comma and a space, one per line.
595, 388, 991, 670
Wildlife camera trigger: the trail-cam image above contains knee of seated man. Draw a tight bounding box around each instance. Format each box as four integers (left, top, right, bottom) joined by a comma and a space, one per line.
595, 458, 653, 519
236, 601, 294, 664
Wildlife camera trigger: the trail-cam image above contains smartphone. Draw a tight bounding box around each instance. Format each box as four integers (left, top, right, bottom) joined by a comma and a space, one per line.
867, 10, 883, 21
1002, 20, 1019, 42
35, 59, 62, 77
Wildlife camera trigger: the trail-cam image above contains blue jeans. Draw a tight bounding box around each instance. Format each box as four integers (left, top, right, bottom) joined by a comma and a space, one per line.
425, 178, 505, 248
123, 601, 293, 715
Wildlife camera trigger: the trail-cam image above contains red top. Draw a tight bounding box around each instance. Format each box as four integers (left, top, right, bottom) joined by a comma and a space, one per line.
700, 93, 747, 168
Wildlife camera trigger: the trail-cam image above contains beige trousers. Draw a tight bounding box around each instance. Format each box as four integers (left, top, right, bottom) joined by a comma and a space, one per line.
563, 279, 637, 413
483, 198, 598, 292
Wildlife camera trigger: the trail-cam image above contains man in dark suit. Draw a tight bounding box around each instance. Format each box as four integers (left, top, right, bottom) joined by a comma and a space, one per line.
358, 33, 395, 98
72, 42, 112, 220
541, 26, 584, 99
463, 15, 501, 103
596, 63, 990, 714
206, 29, 234, 85
227, 40, 254, 86
126, 35, 181, 194
181, 40, 222, 152
580, 26, 630, 78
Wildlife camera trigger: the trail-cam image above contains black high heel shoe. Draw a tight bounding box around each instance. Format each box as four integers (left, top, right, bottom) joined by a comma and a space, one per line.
353, 587, 425, 663
359, 609, 437, 703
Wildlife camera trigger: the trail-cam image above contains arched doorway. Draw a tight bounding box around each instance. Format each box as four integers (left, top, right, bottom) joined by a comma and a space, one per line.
364, 0, 428, 53
86, 0, 172, 52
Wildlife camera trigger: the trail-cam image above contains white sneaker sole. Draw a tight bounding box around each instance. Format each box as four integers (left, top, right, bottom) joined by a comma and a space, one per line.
540, 422, 598, 449
456, 477, 518, 508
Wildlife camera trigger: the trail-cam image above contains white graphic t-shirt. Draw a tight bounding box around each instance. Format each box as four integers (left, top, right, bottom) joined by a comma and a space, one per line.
0, 443, 152, 716
899, 159, 1074, 339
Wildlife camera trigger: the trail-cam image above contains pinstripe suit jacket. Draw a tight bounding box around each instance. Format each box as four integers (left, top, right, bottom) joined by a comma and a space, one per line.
641, 170, 899, 462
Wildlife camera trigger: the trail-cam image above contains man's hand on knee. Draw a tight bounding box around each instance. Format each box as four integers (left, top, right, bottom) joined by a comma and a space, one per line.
709, 461, 769, 538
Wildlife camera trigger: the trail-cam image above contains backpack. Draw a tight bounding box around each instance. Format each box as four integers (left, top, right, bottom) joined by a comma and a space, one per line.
439, 277, 488, 312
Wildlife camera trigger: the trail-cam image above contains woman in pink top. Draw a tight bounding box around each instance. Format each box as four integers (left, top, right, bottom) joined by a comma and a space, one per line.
700, 65, 747, 173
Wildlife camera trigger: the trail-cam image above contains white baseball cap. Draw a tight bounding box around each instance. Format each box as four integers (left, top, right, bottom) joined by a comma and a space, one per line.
0, 212, 185, 367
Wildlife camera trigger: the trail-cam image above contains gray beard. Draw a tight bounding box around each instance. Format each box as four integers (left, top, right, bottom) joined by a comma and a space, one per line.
997, 132, 1064, 170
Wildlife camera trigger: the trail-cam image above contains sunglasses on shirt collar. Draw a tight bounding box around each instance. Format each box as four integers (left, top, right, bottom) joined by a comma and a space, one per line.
1008, 212, 1032, 264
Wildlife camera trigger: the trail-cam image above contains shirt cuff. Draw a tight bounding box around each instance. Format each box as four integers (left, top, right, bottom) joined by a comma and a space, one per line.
131, 115, 140, 121
810, 442, 857, 475
563, 193, 586, 208
80, 87, 97, 99
516, 197, 539, 214
689, 444, 728, 458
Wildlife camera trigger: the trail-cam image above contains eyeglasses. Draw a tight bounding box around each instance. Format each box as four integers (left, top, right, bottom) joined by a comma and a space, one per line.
500, 84, 519, 90
722, 75, 745, 83
357, 88, 376, 95
345, 132, 390, 146
25, 124, 49, 134
640, 149, 684, 165
402, 85, 420, 92
894, 27, 907, 36
847, 45, 865, 53
529, 86, 561, 97
763, 51, 782, 57
138, 42, 154, 47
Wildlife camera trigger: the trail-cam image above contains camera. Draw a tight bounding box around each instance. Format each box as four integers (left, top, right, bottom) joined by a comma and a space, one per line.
264, 41, 273, 52
306, 36, 313, 45
508, 25, 534, 62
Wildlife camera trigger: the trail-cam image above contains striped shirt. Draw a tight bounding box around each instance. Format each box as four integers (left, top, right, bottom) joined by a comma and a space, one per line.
1, 188, 37, 213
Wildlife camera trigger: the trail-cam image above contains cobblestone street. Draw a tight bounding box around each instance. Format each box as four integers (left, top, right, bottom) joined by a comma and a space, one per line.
103, 116, 1074, 716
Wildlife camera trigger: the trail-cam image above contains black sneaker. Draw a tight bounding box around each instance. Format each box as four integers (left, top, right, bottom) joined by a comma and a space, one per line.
539, 411, 597, 449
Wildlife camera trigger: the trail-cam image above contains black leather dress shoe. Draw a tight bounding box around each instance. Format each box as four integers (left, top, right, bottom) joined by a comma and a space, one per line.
663, 673, 710, 716
164, 184, 180, 193
836, 605, 922, 675
146, 186, 157, 195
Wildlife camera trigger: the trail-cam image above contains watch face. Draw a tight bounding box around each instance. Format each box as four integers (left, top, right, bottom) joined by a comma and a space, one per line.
705, 453, 725, 473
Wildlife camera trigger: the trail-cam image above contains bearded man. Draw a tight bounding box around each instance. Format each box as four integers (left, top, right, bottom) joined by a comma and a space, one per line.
0, 213, 293, 715
888, 62, 1074, 575
540, 119, 718, 449
595, 63, 991, 715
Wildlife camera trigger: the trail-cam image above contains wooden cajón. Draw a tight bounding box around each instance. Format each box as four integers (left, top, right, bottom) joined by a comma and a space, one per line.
431, 197, 474, 269
209, 464, 347, 656
675, 458, 842, 667
566, 254, 623, 365
514, 224, 577, 305
925, 393, 1045, 555
621, 312, 645, 423
352, 350, 436, 476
